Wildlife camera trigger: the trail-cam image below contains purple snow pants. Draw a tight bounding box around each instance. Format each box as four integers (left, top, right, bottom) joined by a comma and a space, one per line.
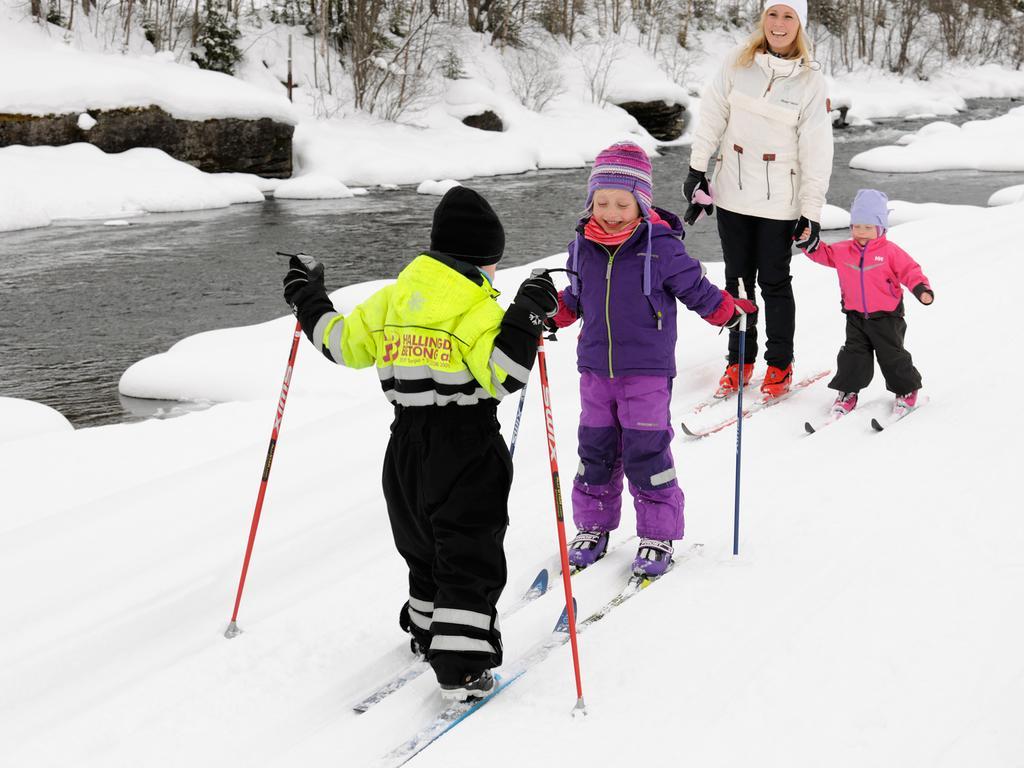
572, 372, 684, 540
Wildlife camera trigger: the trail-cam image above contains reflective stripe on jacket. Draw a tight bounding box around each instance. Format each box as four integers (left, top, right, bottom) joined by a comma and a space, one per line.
804, 234, 930, 316
309, 253, 535, 406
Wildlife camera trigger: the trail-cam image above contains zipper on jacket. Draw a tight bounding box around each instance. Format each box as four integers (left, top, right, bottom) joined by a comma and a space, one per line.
789, 169, 796, 205
734, 144, 744, 191
762, 153, 775, 200
645, 296, 663, 330
599, 242, 624, 378
762, 59, 798, 96
858, 243, 869, 318
763, 71, 783, 96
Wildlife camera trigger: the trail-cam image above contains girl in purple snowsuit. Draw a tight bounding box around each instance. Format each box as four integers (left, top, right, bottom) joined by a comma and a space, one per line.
549, 142, 756, 577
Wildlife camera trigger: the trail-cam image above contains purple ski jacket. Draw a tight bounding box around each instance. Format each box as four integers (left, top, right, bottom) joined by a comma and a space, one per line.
561, 207, 723, 378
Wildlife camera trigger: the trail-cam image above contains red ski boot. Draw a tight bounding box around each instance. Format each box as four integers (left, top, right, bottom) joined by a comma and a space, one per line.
760, 364, 793, 399
715, 363, 754, 399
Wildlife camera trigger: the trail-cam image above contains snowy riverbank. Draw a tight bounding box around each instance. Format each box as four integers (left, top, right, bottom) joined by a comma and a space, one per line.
4, 2, 1024, 233
3, 199, 1023, 766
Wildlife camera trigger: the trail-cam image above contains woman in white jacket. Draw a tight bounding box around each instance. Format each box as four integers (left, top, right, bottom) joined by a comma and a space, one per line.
684, 0, 834, 399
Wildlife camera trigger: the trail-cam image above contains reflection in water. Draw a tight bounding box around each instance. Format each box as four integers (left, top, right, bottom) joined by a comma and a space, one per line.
1, 99, 1020, 427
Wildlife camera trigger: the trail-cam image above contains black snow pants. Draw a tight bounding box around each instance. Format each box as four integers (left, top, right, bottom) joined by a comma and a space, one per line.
383, 401, 511, 686
829, 312, 922, 395
717, 207, 798, 369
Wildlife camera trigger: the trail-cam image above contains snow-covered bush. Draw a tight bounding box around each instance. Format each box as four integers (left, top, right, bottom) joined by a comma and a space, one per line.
191, 1, 242, 75
440, 48, 466, 80
505, 41, 565, 112
574, 34, 624, 105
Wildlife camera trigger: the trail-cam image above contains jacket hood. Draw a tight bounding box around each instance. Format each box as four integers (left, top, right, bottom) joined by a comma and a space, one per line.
391, 253, 497, 326
649, 206, 685, 238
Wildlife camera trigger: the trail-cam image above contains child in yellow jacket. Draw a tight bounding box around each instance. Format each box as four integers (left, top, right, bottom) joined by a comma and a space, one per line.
282, 187, 558, 701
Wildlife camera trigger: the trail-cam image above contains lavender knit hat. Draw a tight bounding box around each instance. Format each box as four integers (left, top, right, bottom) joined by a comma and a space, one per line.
586, 141, 654, 217
850, 188, 890, 230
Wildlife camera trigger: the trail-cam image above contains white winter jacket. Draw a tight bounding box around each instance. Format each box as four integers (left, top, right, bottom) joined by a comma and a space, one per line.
689, 47, 834, 222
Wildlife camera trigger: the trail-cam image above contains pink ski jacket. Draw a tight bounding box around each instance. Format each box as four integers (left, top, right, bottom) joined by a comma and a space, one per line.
805, 234, 930, 317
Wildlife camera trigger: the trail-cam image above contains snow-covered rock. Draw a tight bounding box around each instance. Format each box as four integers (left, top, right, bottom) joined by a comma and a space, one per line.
416, 179, 462, 195
0, 397, 74, 444
274, 174, 356, 199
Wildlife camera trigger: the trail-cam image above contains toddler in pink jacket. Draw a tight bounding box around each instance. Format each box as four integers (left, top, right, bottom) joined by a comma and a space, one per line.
800, 188, 934, 417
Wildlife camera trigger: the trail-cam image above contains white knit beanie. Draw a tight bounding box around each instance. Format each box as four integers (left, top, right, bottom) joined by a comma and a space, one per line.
768, 0, 807, 27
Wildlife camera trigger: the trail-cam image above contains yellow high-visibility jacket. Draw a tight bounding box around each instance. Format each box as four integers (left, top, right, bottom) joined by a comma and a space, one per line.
304, 253, 539, 406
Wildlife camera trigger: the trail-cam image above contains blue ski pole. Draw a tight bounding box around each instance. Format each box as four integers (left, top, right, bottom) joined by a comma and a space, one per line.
508, 383, 528, 458
733, 280, 748, 556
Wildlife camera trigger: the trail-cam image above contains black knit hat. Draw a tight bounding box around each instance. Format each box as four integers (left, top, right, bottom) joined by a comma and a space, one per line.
429, 187, 505, 266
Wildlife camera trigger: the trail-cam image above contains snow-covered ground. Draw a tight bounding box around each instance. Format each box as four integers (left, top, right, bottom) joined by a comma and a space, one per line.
5, 1, 1024, 233
0, 12, 296, 123
989, 184, 1024, 206
831, 64, 1024, 124
4, 200, 1023, 767
0, 397, 73, 444
851, 106, 1024, 172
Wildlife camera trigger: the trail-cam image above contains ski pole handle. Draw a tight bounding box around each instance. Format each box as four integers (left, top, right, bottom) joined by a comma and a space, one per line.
278, 250, 321, 272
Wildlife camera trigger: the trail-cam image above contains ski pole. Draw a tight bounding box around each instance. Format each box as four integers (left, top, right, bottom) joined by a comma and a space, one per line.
732, 279, 748, 557
225, 320, 303, 638
535, 331, 587, 716
508, 383, 528, 458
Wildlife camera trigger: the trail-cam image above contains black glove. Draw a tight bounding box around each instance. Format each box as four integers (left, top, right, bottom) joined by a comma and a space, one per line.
513, 271, 559, 319
793, 217, 821, 252
282, 253, 325, 313
682, 167, 713, 226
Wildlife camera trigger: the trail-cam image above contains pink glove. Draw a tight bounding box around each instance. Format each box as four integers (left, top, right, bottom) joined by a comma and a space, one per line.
549, 291, 578, 329
703, 290, 758, 328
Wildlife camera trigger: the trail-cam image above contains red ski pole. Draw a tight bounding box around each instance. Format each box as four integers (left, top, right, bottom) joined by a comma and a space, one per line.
225, 320, 303, 638
536, 332, 587, 715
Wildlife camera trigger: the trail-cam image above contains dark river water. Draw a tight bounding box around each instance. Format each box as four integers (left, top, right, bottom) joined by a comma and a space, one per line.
1, 98, 1021, 427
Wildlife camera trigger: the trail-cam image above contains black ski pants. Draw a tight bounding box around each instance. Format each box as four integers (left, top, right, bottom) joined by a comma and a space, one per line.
829, 312, 922, 395
717, 207, 797, 369
383, 401, 511, 686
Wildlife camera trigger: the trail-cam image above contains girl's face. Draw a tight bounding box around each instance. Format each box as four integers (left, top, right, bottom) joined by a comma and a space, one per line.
763, 5, 800, 55
851, 223, 880, 245
591, 188, 641, 233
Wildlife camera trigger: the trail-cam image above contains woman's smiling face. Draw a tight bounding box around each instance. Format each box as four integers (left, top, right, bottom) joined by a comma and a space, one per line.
763, 5, 800, 54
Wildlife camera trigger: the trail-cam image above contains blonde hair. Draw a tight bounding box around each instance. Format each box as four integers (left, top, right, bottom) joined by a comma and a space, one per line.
737, 11, 814, 67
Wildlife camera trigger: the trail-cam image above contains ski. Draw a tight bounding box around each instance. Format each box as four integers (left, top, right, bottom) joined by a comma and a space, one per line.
567, 534, 635, 575
804, 408, 851, 434
576, 542, 702, 630
381, 601, 577, 767
685, 378, 765, 416
351, 660, 429, 715
382, 543, 701, 766
871, 395, 929, 432
352, 567, 551, 714
681, 370, 831, 439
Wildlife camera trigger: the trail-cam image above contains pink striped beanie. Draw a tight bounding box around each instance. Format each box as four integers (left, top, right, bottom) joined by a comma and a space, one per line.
586, 141, 654, 216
